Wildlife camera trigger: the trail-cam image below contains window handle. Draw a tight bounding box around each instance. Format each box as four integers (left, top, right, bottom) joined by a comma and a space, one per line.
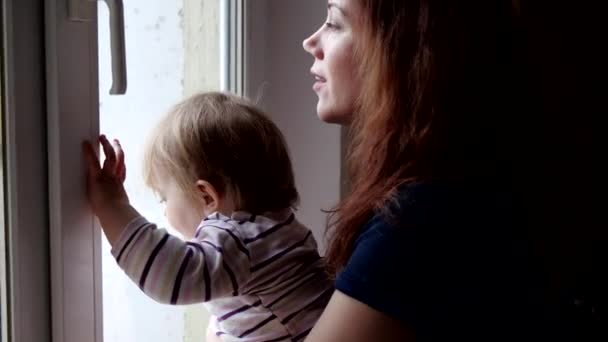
69, 0, 127, 95
101, 0, 127, 94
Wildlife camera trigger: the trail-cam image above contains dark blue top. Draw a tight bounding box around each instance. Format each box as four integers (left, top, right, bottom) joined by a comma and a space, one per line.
335, 181, 566, 341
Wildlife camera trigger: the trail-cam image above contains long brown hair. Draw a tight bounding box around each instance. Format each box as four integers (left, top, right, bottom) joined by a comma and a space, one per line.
325, 0, 525, 275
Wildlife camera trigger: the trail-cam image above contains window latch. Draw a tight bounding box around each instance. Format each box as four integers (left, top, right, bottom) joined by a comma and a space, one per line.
69, 0, 127, 95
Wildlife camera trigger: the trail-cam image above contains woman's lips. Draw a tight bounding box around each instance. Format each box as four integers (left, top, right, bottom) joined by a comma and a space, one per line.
312, 73, 327, 91
313, 80, 325, 91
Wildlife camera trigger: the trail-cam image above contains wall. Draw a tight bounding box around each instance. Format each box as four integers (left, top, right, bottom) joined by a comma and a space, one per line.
246, 0, 341, 252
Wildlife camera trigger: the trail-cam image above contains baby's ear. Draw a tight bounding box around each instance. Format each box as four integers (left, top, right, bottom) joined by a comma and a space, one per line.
195, 180, 220, 212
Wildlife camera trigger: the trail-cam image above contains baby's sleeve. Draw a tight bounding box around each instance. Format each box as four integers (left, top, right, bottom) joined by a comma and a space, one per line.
111, 216, 251, 304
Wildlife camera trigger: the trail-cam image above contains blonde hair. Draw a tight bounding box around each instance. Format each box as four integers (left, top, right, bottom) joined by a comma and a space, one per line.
143, 92, 299, 213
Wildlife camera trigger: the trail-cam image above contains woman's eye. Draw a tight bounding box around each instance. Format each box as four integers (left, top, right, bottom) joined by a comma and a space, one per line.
324, 22, 338, 29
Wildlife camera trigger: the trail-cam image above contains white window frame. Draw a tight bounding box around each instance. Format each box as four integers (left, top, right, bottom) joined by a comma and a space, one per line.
45, 0, 102, 340
2, 0, 52, 341
224, 0, 245, 96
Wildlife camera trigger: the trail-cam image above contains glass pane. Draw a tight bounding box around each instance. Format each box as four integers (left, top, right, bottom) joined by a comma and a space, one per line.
99, 1, 223, 341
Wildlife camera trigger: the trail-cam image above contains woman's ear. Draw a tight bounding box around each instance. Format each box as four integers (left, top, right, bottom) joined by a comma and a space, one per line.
195, 180, 220, 214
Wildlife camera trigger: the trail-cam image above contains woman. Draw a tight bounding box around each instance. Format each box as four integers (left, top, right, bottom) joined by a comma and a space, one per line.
303, 0, 562, 340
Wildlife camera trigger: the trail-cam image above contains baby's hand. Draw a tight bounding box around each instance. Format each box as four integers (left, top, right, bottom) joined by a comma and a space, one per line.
83, 135, 129, 215
83, 135, 140, 245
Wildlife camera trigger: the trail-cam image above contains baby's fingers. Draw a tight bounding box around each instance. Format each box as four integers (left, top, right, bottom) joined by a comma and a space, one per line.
82, 141, 101, 176
100, 135, 118, 174
113, 139, 127, 182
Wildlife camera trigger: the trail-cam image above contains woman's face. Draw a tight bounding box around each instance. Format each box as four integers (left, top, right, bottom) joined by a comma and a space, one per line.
303, 0, 362, 124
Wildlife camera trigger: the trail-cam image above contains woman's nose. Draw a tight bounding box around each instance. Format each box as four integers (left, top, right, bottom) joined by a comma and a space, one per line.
302, 34, 313, 53
303, 30, 322, 59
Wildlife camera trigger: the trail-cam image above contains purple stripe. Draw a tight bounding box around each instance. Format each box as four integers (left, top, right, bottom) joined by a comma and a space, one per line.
191, 241, 239, 296
223, 259, 239, 296
139, 234, 169, 289
243, 214, 294, 244
281, 287, 333, 325
238, 314, 277, 338
292, 328, 313, 341
267, 271, 321, 308
253, 255, 321, 293
250, 231, 312, 272
201, 240, 223, 253
205, 225, 250, 258
261, 335, 292, 342
170, 249, 193, 304
186, 242, 212, 300
218, 299, 262, 322
237, 214, 256, 225
216, 331, 226, 337
116, 222, 149, 264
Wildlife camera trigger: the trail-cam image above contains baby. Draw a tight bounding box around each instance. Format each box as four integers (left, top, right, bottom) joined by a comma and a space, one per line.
84, 92, 332, 341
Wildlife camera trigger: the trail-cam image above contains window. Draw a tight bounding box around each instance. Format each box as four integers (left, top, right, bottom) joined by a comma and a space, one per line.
42, 0, 241, 341
2, 1, 335, 341
98, 1, 226, 340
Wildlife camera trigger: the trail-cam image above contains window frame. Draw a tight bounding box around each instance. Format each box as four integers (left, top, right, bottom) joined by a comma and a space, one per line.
224, 0, 245, 96
45, 0, 102, 341
2, 0, 52, 341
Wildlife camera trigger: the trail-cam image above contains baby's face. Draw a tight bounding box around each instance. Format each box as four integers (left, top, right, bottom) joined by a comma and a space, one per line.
157, 179, 206, 239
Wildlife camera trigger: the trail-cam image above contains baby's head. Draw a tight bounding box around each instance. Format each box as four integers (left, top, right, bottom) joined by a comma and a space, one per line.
143, 92, 298, 237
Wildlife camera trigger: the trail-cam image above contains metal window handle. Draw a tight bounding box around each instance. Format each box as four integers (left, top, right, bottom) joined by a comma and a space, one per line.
102, 0, 127, 94
69, 0, 127, 95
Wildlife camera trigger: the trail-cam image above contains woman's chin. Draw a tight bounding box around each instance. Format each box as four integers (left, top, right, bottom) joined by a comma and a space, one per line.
316, 104, 351, 125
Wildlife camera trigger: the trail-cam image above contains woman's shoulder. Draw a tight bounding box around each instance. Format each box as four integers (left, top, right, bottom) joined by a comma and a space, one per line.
334, 181, 462, 322
360, 179, 512, 239
338, 180, 549, 338
359, 180, 471, 237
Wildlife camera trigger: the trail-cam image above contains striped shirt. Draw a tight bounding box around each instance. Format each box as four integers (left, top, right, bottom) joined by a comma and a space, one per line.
111, 209, 333, 341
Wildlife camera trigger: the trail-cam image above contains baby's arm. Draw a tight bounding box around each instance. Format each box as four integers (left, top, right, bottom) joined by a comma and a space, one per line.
206, 316, 223, 342
111, 216, 252, 304
84, 135, 250, 304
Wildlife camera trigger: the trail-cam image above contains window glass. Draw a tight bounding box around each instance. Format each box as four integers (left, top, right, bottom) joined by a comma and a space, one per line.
99, 1, 223, 340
